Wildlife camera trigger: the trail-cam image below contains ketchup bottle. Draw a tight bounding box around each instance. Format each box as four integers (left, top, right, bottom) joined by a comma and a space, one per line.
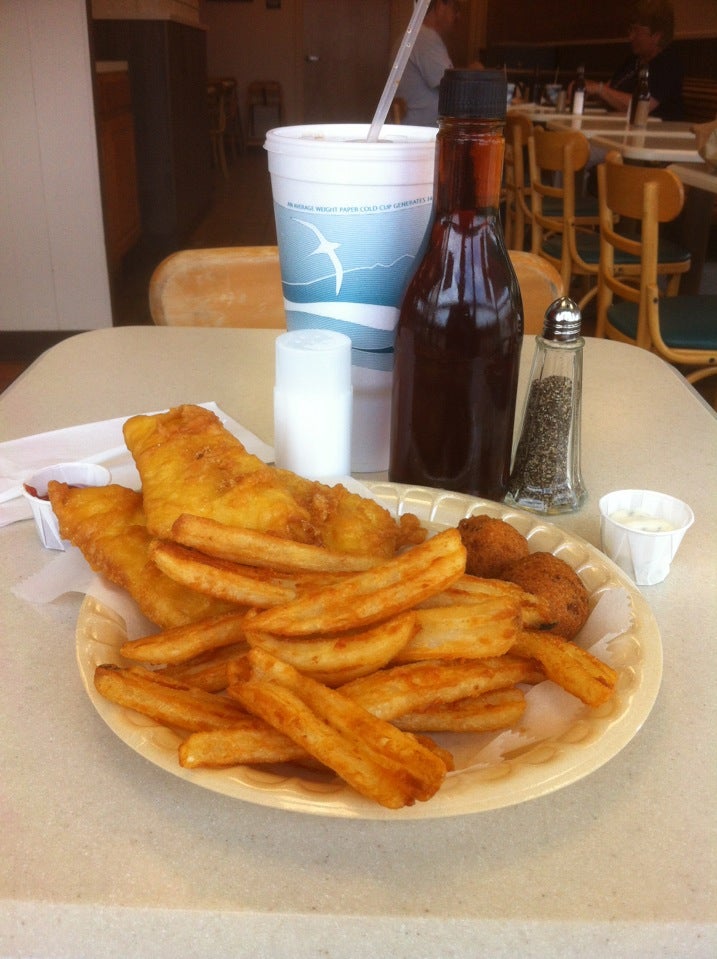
389, 69, 523, 501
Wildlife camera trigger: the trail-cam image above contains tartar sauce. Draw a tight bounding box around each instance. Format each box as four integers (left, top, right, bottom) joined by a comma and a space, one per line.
609, 509, 676, 532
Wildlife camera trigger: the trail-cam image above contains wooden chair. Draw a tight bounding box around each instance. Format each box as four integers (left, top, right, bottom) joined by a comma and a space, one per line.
503, 113, 533, 251
596, 153, 717, 396
148, 246, 561, 337
528, 127, 602, 309
390, 97, 407, 124
218, 77, 245, 159
207, 82, 228, 179
149, 246, 286, 328
508, 250, 564, 334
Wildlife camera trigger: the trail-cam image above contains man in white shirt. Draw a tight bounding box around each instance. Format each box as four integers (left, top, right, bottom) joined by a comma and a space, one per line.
397, 0, 460, 127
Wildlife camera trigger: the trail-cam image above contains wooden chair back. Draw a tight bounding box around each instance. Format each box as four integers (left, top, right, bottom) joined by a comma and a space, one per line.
596, 153, 716, 393
596, 153, 684, 347
503, 113, 533, 250
508, 250, 564, 334
528, 126, 600, 308
149, 246, 286, 328
148, 245, 561, 337
390, 97, 407, 124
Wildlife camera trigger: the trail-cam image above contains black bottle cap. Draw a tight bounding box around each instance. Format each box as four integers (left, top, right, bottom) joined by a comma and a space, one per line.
438, 69, 507, 120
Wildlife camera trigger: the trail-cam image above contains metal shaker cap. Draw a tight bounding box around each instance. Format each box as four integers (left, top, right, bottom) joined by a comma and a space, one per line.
542, 297, 582, 341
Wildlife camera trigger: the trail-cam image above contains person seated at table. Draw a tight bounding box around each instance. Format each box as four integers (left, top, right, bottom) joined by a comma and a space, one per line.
396, 0, 482, 127
584, 0, 685, 121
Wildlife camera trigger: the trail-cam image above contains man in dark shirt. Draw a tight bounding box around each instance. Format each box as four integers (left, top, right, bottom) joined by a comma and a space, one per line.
585, 0, 685, 121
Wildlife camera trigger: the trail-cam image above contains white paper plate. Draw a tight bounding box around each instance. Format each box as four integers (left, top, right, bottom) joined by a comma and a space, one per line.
76, 483, 662, 820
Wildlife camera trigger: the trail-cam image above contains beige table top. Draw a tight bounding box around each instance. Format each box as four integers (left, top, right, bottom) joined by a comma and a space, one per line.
589, 130, 701, 164
1, 328, 715, 959
548, 115, 692, 137
668, 161, 717, 194
508, 104, 608, 121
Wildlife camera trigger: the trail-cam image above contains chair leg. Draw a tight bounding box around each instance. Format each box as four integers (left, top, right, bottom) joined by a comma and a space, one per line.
211, 133, 229, 179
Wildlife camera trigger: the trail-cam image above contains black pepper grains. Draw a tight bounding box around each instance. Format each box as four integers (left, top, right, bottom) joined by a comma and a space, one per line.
505, 298, 586, 514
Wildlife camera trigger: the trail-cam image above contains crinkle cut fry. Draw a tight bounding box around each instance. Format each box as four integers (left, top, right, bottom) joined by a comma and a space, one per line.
245, 528, 466, 637
511, 630, 617, 707
120, 611, 247, 665
94, 664, 250, 731
179, 722, 309, 768
229, 649, 448, 809
170, 514, 382, 573
149, 540, 297, 607
394, 687, 526, 733
339, 656, 539, 721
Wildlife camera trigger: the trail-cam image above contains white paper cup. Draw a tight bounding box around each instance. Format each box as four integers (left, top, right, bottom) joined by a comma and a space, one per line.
265, 123, 436, 471
21, 462, 111, 550
599, 489, 694, 586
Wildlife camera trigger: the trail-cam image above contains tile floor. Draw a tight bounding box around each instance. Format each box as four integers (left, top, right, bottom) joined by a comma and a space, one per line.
112, 147, 277, 329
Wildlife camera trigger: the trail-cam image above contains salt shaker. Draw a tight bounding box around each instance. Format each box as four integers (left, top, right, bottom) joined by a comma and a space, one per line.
504, 297, 586, 513
274, 329, 352, 480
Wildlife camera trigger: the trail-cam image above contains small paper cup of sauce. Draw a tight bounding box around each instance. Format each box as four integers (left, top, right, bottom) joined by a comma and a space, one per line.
22, 462, 111, 550
599, 489, 694, 586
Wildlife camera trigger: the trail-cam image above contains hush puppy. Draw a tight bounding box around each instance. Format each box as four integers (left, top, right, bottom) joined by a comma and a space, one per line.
500, 552, 589, 640
457, 515, 530, 578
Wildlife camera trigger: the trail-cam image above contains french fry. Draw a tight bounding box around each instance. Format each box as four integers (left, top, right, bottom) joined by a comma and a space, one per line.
394, 687, 526, 733
244, 612, 419, 685
170, 513, 382, 573
244, 528, 466, 637
120, 611, 247, 665
94, 664, 250, 731
161, 643, 249, 692
150, 541, 297, 607
421, 573, 557, 630
510, 630, 617, 707
339, 656, 537, 721
391, 600, 520, 663
179, 720, 309, 768
229, 648, 448, 809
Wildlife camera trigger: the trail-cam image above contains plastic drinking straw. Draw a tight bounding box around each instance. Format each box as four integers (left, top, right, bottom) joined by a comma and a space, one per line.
366, 0, 432, 141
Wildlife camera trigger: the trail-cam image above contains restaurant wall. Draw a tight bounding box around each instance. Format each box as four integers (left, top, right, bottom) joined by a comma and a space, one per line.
486, 0, 717, 44
0, 0, 113, 334
200, 0, 426, 128
201, 0, 300, 125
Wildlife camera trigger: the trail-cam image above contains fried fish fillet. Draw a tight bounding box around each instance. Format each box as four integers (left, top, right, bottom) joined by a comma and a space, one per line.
47, 482, 239, 629
123, 404, 423, 557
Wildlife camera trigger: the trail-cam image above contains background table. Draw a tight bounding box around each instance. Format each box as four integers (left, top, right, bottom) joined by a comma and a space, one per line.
1, 328, 715, 958
588, 131, 701, 164
548, 116, 692, 137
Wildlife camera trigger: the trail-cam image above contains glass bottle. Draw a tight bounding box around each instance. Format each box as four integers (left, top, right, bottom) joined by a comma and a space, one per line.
389, 69, 523, 501
571, 65, 586, 115
504, 297, 586, 514
629, 64, 650, 128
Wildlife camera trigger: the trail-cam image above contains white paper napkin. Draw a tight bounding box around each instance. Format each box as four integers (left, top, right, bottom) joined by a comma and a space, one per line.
0, 402, 275, 528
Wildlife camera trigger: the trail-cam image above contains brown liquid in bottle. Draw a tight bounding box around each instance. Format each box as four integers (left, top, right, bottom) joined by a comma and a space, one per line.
389, 74, 523, 501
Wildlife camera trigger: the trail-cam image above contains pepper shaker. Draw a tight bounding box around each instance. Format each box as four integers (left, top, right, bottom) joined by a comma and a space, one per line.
505, 297, 587, 513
